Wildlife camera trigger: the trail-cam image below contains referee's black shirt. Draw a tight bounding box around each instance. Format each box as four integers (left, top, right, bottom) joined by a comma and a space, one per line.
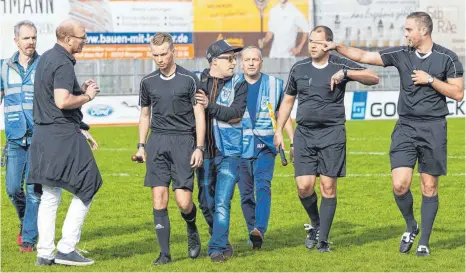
139, 65, 199, 134
285, 55, 365, 128
379, 43, 464, 120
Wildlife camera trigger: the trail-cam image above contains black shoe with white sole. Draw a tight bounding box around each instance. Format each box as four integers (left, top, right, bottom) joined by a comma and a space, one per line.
399, 224, 419, 254
304, 224, 319, 249
416, 245, 430, 257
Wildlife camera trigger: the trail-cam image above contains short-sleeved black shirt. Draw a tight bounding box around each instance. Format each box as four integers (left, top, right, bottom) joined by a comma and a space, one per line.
285, 55, 365, 128
139, 65, 199, 134
379, 44, 464, 119
33, 44, 84, 125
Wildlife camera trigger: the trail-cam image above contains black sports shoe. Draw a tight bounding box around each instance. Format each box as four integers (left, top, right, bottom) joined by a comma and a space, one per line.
416, 245, 430, 257
317, 241, 331, 253
223, 242, 234, 258
210, 253, 226, 263
152, 252, 171, 265
249, 228, 263, 250
399, 224, 419, 254
187, 228, 201, 259
304, 224, 319, 249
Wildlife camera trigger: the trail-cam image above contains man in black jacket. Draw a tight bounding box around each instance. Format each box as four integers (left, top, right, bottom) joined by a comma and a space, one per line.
29, 19, 101, 266
194, 40, 248, 262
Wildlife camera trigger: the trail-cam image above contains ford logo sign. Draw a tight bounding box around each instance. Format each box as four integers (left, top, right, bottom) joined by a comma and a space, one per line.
88, 105, 113, 117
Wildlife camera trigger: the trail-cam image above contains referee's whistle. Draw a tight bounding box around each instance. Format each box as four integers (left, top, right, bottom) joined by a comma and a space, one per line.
131, 155, 144, 163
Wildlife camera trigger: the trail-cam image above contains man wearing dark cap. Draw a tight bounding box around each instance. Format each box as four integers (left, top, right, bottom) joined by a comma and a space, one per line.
194, 40, 248, 262
28, 19, 101, 266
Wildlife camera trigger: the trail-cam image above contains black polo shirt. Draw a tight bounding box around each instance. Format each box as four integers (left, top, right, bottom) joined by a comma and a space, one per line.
139, 65, 200, 135
33, 44, 84, 125
285, 55, 365, 128
379, 44, 464, 119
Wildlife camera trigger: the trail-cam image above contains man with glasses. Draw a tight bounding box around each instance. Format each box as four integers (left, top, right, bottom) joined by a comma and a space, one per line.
194, 40, 248, 262
274, 26, 379, 252
28, 19, 101, 266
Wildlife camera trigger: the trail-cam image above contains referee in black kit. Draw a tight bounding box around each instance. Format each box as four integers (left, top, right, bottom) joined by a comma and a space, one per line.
321, 12, 464, 256
135, 33, 205, 265
29, 19, 101, 266
274, 26, 379, 253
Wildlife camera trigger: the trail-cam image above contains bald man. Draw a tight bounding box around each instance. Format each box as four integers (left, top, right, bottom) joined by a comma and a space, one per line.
28, 19, 101, 266
239, 46, 294, 249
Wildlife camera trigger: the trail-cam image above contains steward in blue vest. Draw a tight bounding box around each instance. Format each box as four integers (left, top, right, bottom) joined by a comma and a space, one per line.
237, 46, 295, 250
0, 21, 41, 252
193, 40, 248, 262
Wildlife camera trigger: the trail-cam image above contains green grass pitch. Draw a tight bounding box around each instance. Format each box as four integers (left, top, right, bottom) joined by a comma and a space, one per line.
1, 118, 464, 272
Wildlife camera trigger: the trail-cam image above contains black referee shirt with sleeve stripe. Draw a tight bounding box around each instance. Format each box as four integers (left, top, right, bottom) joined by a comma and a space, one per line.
285, 55, 366, 128
379, 44, 464, 120
139, 65, 200, 135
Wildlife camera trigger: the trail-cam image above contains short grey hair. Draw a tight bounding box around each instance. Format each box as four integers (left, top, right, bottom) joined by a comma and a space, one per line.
407, 12, 433, 35
14, 20, 37, 38
241, 46, 263, 59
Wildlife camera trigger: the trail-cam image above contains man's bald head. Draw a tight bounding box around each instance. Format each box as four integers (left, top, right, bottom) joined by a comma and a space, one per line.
56, 19, 84, 42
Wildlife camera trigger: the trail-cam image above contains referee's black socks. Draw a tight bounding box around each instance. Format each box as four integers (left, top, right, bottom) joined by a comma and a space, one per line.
319, 197, 337, 242
300, 192, 320, 227
181, 203, 198, 233
394, 190, 417, 233
153, 208, 171, 255
419, 194, 438, 246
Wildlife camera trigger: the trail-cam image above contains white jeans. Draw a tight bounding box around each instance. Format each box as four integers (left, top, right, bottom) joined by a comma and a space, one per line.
37, 185, 92, 260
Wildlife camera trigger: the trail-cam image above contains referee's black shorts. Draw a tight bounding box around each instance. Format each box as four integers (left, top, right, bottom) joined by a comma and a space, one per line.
293, 125, 346, 178
390, 118, 447, 176
144, 133, 195, 190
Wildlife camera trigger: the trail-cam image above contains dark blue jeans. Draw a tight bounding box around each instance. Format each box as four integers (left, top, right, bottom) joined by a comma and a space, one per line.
238, 149, 275, 236
198, 155, 240, 255
5, 141, 40, 244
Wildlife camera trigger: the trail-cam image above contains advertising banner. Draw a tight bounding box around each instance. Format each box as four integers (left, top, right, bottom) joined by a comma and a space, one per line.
0, 92, 464, 130
0, 0, 194, 60
193, 0, 312, 58
314, 0, 419, 50
80, 95, 140, 125
420, 0, 465, 57
346, 91, 465, 120
0, 0, 71, 59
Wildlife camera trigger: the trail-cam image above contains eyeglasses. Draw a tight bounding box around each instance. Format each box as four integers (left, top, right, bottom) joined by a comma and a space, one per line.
70, 35, 87, 40
216, 55, 236, 63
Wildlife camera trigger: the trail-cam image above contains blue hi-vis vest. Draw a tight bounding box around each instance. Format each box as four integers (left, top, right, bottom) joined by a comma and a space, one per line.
0, 52, 39, 140
241, 73, 283, 158
195, 72, 244, 157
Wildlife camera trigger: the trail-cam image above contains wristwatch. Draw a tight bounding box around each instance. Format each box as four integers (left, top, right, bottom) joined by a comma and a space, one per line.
342, 67, 348, 78
427, 75, 434, 85
137, 143, 145, 149
196, 146, 205, 152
